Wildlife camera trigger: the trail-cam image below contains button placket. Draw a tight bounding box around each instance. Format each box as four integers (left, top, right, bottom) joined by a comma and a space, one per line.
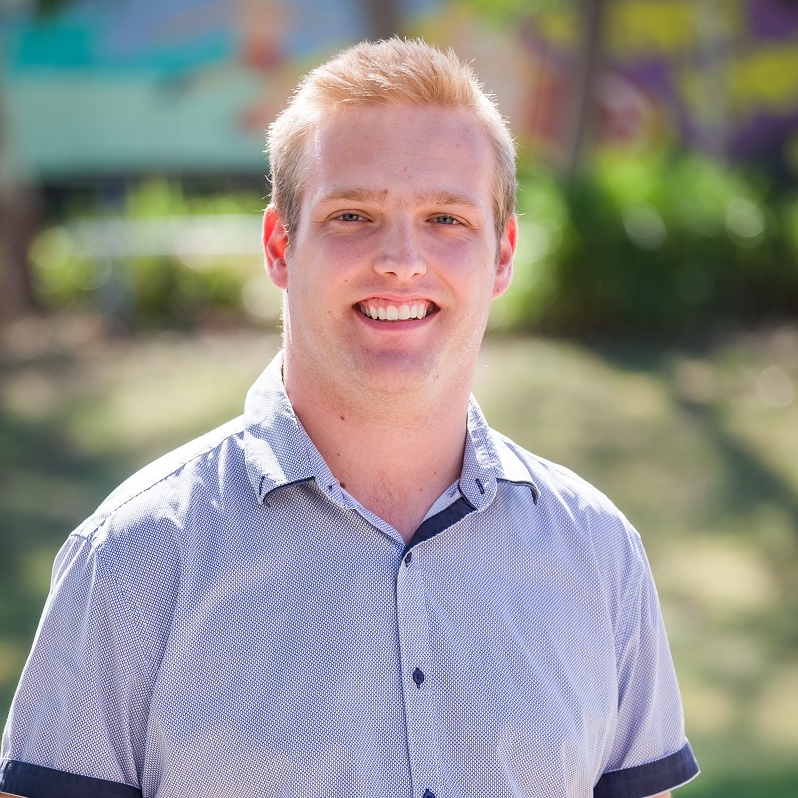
396, 552, 442, 798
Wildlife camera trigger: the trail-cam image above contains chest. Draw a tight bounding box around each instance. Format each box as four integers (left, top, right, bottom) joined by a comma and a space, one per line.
142, 499, 619, 798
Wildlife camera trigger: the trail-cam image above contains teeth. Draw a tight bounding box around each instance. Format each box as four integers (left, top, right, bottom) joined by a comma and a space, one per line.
359, 302, 431, 321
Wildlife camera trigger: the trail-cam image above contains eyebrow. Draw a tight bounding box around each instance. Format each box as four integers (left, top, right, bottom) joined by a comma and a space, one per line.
315, 187, 482, 210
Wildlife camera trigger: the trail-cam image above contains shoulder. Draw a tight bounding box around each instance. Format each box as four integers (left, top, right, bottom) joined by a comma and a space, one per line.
48, 415, 252, 639
71, 415, 248, 559
491, 430, 630, 520
96, 415, 246, 515
489, 428, 647, 571
488, 430, 658, 651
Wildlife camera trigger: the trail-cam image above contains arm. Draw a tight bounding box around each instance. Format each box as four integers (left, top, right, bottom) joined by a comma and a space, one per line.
0, 534, 149, 798
593, 517, 699, 798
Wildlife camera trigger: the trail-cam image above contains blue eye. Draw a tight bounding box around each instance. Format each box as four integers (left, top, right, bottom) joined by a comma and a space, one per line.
337, 212, 364, 222
434, 215, 460, 225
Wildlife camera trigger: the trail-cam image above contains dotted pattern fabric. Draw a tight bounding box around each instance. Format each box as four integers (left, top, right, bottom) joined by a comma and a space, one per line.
1, 353, 698, 798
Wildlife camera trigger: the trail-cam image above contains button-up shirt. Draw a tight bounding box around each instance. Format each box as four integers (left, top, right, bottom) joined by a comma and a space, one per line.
1, 353, 699, 798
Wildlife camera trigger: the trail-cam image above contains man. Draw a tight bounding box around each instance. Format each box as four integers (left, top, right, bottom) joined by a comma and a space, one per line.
1, 38, 698, 798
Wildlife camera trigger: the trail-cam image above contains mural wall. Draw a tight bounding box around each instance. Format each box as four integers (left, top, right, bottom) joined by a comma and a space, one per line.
1, 0, 797, 181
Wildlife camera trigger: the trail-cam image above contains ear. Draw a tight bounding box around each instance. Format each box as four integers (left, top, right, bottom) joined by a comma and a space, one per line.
492, 214, 517, 298
263, 205, 289, 289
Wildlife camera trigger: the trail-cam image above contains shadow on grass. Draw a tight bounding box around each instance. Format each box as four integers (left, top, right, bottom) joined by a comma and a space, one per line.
0, 357, 137, 720
584, 335, 798, 766
680, 770, 798, 798
3, 330, 798, 791
593, 337, 798, 616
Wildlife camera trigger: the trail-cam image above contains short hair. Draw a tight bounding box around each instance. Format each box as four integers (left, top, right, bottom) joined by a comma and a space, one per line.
266, 37, 516, 241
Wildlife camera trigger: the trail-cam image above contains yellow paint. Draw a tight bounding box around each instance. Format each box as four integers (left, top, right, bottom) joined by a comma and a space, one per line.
679, 47, 798, 121
607, 0, 697, 55
730, 47, 798, 112
608, 0, 744, 57
538, 8, 578, 49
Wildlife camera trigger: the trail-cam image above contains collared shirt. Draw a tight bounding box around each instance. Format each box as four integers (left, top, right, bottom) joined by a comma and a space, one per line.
1, 353, 699, 798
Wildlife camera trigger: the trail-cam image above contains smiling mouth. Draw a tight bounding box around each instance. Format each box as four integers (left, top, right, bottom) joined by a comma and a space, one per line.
356, 300, 437, 321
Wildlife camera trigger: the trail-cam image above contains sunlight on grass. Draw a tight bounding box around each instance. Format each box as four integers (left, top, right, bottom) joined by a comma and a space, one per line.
0, 470, 99, 524
68, 333, 281, 461
680, 676, 737, 737
2, 327, 797, 794
660, 538, 777, 618
755, 662, 798, 749
2, 369, 62, 421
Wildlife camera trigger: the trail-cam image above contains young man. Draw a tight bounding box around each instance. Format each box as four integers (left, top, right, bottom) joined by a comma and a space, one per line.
1, 38, 698, 798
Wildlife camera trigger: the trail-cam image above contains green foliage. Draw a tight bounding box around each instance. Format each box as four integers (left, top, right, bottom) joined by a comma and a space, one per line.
30, 179, 269, 330
493, 153, 798, 338
29, 164, 798, 338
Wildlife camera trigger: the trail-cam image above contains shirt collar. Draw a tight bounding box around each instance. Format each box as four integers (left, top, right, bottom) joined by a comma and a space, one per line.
461, 396, 539, 509
244, 351, 539, 506
244, 353, 316, 502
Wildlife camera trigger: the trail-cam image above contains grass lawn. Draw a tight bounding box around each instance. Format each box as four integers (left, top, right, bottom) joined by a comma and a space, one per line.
1, 322, 797, 795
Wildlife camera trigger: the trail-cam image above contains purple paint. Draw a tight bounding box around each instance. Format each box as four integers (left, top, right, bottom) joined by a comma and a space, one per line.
746, 0, 798, 41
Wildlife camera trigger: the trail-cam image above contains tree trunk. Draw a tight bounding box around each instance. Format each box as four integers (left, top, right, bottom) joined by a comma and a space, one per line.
694, 0, 730, 160
0, 182, 39, 323
565, 0, 607, 177
0, 82, 39, 324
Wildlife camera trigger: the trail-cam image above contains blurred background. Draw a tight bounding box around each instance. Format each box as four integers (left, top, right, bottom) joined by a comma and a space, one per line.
1, 0, 797, 795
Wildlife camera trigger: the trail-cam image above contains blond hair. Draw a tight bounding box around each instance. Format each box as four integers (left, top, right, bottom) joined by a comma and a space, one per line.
266, 37, 516, 239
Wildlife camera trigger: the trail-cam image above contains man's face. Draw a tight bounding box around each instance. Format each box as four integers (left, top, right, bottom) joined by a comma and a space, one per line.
264, 103, 516, 404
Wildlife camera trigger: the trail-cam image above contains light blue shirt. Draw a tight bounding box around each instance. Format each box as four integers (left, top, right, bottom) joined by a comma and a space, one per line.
1, 353, 699, 798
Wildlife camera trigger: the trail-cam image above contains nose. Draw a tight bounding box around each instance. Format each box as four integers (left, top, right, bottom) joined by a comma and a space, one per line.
373, 218, 427, 280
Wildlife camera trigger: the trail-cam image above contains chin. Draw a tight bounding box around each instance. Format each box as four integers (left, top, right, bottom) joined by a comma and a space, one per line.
351, 350, 438, 387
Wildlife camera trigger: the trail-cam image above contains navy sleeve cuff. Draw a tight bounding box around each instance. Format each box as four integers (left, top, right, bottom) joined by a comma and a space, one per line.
0, 759, 141, 798
594, 741, 700, 798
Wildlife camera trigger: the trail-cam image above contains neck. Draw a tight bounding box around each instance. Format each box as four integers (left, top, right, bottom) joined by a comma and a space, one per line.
284, 359, 473, 543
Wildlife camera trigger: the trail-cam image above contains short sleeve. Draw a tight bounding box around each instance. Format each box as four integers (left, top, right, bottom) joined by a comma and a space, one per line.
595, 532, 699, 798
0, 533, 148, 798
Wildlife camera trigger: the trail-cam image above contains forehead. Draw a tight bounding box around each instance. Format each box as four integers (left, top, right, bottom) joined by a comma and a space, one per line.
299, 104, 495, 211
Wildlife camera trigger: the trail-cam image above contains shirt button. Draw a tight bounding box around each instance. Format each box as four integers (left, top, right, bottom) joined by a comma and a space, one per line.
404, 551, 412, 565
422, 790, 436, 798
412, 667, 425, 688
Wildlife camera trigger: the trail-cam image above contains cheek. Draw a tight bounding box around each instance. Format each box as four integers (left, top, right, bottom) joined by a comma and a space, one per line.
424, 243, 496, 293
423, 231, 475, 259
312, 238, 377, 279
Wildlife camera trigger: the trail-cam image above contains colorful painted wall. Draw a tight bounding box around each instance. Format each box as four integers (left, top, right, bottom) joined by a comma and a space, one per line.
1, 0, 798, 181
423, 0, 798, 178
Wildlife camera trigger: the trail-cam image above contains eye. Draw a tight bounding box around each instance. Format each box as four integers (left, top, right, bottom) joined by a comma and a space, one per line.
431, 214, 461, 226
335, 212, 367, 222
